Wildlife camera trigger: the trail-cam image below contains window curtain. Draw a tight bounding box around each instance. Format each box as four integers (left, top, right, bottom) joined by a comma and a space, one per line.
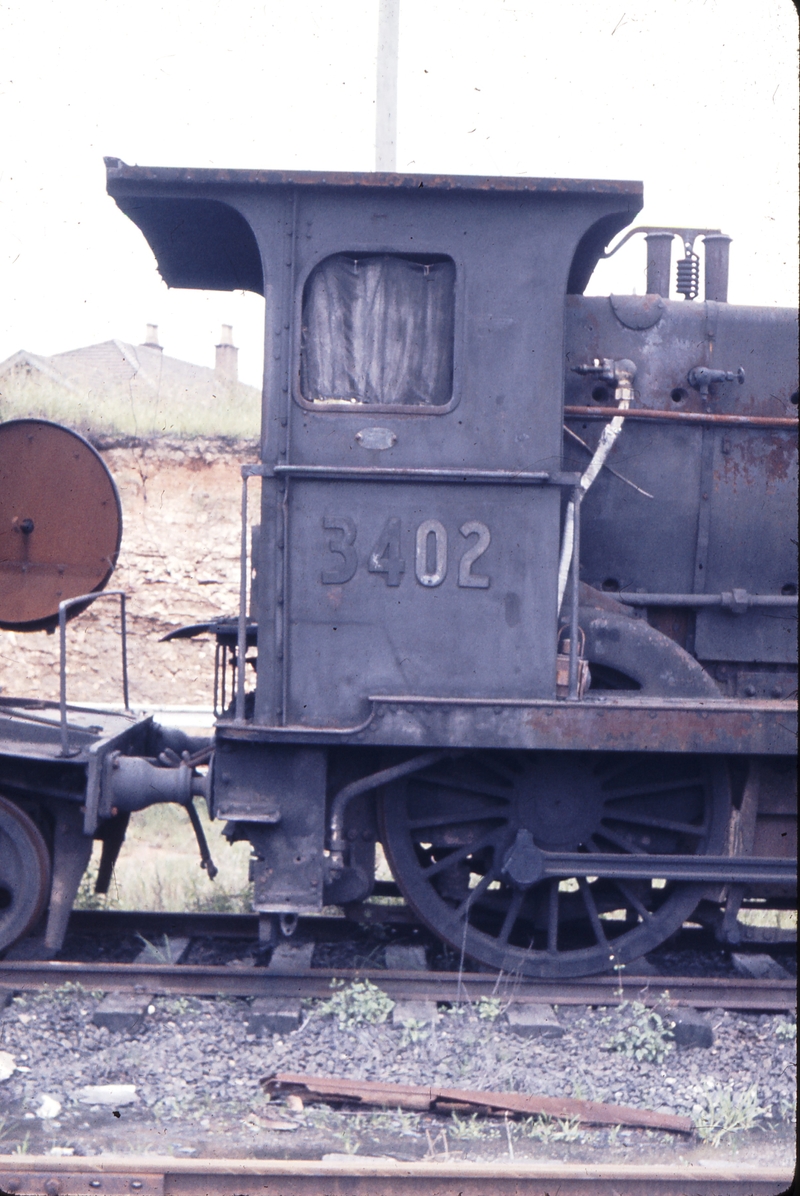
301, 254, 455, 406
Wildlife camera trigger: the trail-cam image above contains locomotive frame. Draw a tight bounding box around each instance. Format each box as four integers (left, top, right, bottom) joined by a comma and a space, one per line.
0, 161, 796, 977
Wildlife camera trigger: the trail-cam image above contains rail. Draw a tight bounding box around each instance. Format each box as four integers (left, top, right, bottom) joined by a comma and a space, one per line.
0, 959, 795, 1011
0, 1155, 791, 1196
59, 590, 129, 757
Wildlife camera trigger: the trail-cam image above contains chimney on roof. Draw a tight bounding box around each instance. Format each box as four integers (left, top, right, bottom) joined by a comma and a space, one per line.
142, 324, 162, 351
215, 324, 238, 384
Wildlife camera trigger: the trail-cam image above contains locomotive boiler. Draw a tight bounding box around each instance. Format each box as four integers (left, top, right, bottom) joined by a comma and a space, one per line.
0, 162, 796, 977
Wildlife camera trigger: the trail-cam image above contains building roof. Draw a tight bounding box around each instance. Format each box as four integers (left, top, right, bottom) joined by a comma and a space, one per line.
0, 336, 260, 438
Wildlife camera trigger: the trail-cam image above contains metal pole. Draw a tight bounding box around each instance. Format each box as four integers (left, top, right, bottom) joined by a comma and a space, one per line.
59, 602, 69, 756
568, 489, 581, 700
376, 0, 399, 171
236, 475, 249, 722
120, 592, 129, 711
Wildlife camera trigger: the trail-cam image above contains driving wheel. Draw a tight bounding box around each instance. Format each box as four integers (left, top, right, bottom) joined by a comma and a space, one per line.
0, 795, 51, 952
379, 751, 731, 977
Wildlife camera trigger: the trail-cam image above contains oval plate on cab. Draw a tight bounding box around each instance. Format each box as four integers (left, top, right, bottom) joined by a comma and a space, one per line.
355, 427, 396, 450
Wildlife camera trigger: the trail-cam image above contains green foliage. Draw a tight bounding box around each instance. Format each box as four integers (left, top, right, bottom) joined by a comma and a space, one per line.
520, 1114, 583, 1142
161, 997, 197, 1017
604, 1000, 674, 1064
449, 1111, 500, 1140
135, 933, 184, 963
73, 867, 107, 910
475, 997, 504, 1021
368, 1107, 419, 1134
74, 804, 254, 915
695, 1084, 768, 1147
399, 1017, 430, 1046
316, 979, 395, 1029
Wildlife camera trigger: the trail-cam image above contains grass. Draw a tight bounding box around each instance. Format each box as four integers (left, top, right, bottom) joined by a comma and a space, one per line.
695, 1084, 769, 1148
75, 801, 253, 913
0, 375, 260, 439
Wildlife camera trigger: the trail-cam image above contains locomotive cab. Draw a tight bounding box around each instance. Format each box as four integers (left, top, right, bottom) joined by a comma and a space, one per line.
5, 160, 781, 978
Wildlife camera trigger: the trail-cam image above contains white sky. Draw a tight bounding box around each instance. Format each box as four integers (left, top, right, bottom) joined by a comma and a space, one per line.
2, 0, 797, 388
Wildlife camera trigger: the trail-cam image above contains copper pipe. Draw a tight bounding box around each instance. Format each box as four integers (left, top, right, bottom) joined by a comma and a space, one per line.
565, 405, 797, 429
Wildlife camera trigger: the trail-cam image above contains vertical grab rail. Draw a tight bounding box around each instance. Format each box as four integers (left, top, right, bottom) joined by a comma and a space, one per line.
59, 589, 129, 757
236, 470, 251, 723
236, 463, 267, 723
567, 488, 581, 701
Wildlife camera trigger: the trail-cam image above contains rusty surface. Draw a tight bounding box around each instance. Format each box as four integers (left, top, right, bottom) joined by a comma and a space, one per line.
104, 158, 643, 197
565, 405, 798, 429
264, 1072, 693, 1133
0, 1157, 792, 1196
0, 960, 795, 1011
219, 695, 798, 756
0, 420, 121, 629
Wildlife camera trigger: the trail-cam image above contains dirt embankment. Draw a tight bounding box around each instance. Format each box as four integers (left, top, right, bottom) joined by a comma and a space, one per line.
0, 437, 259, 707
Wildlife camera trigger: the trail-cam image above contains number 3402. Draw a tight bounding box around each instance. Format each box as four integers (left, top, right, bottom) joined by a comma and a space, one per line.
322, 517, 491, 589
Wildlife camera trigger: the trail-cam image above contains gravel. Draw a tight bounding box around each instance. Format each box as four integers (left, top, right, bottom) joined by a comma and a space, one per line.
0, 983, 795, 1166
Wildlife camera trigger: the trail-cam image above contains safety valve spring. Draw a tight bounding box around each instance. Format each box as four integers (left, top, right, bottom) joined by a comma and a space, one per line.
676, 249, 700, 300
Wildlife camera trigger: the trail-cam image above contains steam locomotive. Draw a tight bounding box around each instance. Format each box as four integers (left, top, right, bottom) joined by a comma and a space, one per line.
1, 162, 796, 977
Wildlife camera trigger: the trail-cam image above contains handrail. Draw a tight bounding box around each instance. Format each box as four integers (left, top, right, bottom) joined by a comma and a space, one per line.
59, 590, 129, 757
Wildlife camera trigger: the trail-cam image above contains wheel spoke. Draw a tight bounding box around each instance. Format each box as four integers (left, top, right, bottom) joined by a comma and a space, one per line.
578, 877, 608, 947
407, 811, 506, 831
613, 879, 654, 922
591, 825, 649, 855
594, 757, 645, 784
497, 889, 525, 945
475, 753, 524, 784
601, 812, 706, 837
602, 776, 703, 802
421, 830, 499, 880
455, 868, 499, 918
547, 879, 559, 953
420, 772, 514, 802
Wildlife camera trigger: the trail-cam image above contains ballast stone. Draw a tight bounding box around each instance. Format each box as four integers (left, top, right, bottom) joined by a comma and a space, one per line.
268, 941, 315, 974
93, 991, 152, 1033
505, 1004, 564, 1038
670, 1008, 714, 1049
247, 997, 302, 1036
731, 952, 791, 981
385, 944, 428, 971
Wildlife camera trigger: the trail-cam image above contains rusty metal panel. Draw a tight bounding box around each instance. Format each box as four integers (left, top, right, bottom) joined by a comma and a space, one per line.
0, 420, 121, 630
218, 697, 797, 756
564, 297, 798, 629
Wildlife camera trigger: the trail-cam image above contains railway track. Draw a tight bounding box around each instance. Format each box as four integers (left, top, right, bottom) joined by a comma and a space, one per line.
2, 907, 794, 1010
0, 1154, 793, 1196
1, 958, 795, 1012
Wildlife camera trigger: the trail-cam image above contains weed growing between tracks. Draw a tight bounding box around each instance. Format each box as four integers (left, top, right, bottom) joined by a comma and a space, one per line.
602, 1000, 675, 1065
694, 1084, 769, 1147
315, 980, 396, 1029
